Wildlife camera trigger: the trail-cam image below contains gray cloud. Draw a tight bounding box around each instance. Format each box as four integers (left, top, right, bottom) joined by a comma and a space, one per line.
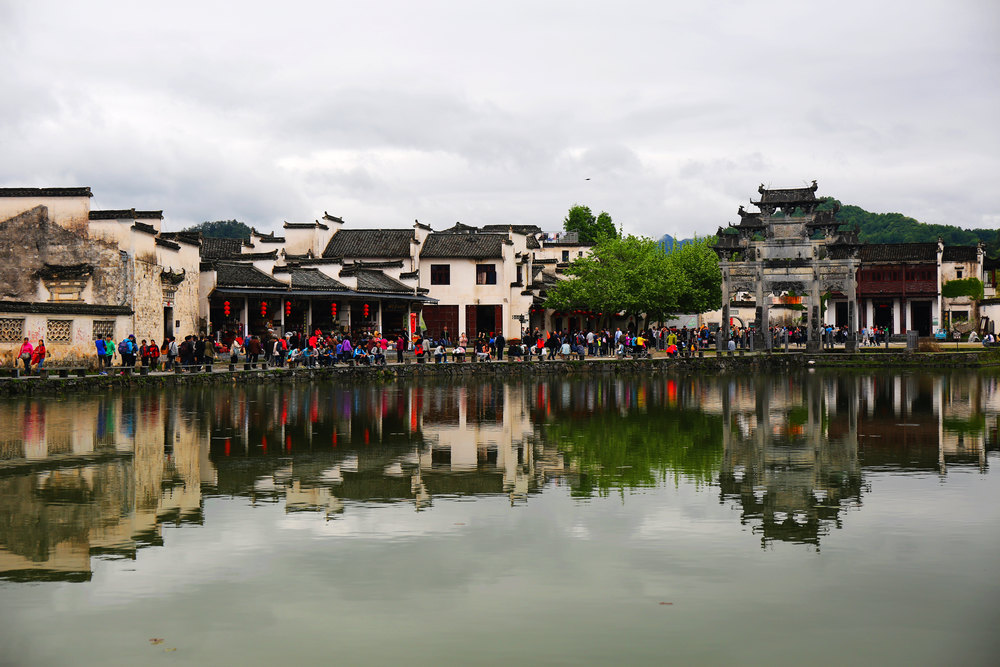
0, 0, 997, 235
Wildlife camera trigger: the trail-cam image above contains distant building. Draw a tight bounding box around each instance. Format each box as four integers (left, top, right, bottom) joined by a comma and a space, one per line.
197, 217, 592, 341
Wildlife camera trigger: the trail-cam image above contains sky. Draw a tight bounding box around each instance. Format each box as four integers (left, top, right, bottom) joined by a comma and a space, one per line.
1, 0, 998, 238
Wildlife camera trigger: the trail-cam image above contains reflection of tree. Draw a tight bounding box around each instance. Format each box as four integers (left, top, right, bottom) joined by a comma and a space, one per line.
540, 409, 724, 497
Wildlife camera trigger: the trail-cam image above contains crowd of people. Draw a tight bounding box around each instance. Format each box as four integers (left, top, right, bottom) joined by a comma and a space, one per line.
9, 321, 972, 375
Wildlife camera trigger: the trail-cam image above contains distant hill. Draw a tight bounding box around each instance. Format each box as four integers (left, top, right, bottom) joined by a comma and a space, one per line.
818, 198, 1000, 256
184, 219, 253, 239
658, 234, 695, 252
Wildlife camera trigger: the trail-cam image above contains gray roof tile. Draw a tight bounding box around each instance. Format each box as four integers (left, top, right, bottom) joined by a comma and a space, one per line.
420, 232, 505, 259
323, 229, 415, 258
215, 263, 287, 288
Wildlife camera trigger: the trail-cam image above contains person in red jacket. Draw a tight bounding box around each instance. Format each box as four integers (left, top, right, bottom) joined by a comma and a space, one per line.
30, 339, 47, 373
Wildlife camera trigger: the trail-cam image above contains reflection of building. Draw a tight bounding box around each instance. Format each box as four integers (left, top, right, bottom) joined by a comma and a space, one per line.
2, 372, 995, 580
718, 375, 863, 548
0, 392, 211, 581
717, 371, 997, 549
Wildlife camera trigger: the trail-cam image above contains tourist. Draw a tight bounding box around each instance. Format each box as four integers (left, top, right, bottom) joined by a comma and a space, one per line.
30, 339, 47, 373
149, 339, 161, 370
94, 336, 107, 374
139, 340, 151, 367
395, 333, 407, 364
105, 336, 116, 369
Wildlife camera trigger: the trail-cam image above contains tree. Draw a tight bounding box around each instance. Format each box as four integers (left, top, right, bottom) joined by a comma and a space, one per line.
668, 238, 722, 315
563, 205, 617, 244
184, 220, 253, 239
544, 234, 721, 330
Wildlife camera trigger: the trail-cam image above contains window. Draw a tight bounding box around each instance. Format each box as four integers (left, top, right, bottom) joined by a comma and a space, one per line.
0, 318, 25, 343
476, 264, 497, 285
430, 264, 450, 285
93, 320, 115, 340
46, 319, 73, 343
561, 250, 570, 262
956, 268, 964, 279
516, 265, 523, 284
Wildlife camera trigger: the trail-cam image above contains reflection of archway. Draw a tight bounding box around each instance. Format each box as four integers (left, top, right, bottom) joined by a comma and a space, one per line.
718, 374, 862, 549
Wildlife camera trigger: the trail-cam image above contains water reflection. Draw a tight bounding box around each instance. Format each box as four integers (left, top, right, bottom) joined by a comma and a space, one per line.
1, 372, 997, 580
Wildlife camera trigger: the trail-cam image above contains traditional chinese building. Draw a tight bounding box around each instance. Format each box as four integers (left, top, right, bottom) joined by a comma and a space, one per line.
713, 181, 861, 350
0, 188, 200, 366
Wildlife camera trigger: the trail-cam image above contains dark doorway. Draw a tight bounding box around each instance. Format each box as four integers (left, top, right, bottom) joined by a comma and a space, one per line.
873, 299, 894, 333
910, 301, 932, 336
164, 307, 174, 341
476, 305, 499, 337
835, 301, 848, 328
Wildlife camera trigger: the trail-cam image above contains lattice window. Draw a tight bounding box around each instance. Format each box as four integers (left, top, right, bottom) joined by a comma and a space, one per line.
0, 318, 25, 343
93, 320, 115, 340
46, 319, 73, 343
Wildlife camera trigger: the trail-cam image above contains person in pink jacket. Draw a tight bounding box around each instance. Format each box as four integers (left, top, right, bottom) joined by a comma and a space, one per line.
18, 338, 33, 373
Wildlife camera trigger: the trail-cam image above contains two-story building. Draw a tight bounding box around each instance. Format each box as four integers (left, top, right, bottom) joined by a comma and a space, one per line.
0, 188, 200, 366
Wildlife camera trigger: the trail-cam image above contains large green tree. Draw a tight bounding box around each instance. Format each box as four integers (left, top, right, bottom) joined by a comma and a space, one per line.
544, 234, 721, 329
184, 219, 253, 239
563, 204, 617, 244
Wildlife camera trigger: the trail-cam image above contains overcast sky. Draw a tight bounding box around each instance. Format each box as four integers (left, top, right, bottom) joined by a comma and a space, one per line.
1, 0, 997, 238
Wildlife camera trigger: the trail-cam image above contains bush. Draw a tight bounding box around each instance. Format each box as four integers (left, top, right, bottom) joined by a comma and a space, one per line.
918, 340, 941, 352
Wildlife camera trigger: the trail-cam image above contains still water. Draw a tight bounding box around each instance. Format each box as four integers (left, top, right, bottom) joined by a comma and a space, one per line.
1, 372, 998, 666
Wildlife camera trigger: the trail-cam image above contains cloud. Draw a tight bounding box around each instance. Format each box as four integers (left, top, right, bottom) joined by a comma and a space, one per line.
0, 0, 997, 236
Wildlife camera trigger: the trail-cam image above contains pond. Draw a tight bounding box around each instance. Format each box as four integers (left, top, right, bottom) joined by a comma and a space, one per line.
1, 372, 998, 665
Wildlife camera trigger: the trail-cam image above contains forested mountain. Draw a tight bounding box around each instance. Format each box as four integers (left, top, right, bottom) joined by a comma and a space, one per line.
184, 220, 253, 239
818, 198, 1000, 256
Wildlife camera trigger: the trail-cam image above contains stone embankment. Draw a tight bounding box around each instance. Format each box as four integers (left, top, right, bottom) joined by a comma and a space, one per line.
1, 350, 998, 397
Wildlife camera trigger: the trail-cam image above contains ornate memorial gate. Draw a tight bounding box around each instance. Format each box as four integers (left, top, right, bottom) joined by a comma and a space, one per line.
713, 181, 861, 352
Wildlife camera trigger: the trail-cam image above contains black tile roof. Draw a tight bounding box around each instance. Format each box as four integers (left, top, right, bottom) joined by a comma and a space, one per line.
89, 209, 135, 220
133, 222, 158, 235
859, 243, 938, 263
283, 221, 328, 230
754, 181, 819, 204
158, 231, 201, 246
154, 237, 181, 250
285, 268, 348, 291
322, 229, 415, 258
482, 224, 542, 235
339, 260, 405, 273
0, 187, 92, 197
942, 246, 978, 262
201, 237, 247, 259
354, 270, 413, 294
215, 263, 287, 289
0, 300, 131, 315
420, 232, 505, 259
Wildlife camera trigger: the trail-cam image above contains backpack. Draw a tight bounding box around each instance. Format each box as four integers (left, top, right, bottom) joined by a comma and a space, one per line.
118, 340, 129, 355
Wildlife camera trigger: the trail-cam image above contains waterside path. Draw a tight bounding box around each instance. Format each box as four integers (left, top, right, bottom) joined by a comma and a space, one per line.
3, 348, 999, 396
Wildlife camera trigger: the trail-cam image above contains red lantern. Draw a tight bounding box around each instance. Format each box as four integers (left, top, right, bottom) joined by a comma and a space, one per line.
285, 300, 292, 316
260, 302, 267, 317
331, 302, 337, 318
363, 304, 370, 318
223, 300, 231, 316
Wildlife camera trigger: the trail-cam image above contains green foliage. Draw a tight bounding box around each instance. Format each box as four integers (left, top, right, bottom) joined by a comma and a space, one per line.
185, 220, 253, 239
563, 205, 618, 244
669, 238, 723, 315
818, 197, 1000, 256
941, 277, 984, 300
544, 234, 721, 324
542, 403, 724, 495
